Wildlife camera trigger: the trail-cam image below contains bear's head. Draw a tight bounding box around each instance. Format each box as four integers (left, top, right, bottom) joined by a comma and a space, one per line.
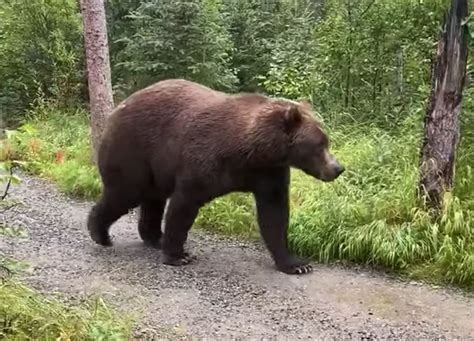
282, 101, 344, 182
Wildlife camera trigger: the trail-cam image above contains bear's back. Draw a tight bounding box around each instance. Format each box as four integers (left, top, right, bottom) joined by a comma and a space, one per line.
99, 79, 285, 175
102, 79, 225, 145
104, 79, 273, 145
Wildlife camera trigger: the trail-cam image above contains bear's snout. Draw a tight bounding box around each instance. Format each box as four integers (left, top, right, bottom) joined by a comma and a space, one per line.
333, 163, 345, 178
319, 151, 345, 181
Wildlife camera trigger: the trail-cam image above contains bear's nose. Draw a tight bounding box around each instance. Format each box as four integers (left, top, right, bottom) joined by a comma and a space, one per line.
335, 164, 345, 177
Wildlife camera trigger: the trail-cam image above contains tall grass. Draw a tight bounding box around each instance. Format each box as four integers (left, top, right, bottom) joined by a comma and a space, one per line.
0, 278, 134, 339
2, 105, 473, 290
2, 105, 101, 199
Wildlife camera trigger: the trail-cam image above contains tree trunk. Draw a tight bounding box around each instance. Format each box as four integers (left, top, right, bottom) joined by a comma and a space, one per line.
80, 0, 114, 163
418, 0, 469, 210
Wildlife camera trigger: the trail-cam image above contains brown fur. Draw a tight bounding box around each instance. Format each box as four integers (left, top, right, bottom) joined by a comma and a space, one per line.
87, 79, 344, 274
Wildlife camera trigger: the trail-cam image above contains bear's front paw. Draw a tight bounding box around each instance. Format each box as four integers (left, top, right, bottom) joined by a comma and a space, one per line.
162, 252, 196, 266
89, 228, 113, 247
277, 257, 313, 275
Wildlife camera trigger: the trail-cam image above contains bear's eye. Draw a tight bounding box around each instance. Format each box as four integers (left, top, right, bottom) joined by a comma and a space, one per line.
318, 132, 329, 149
300, 141, 318, 156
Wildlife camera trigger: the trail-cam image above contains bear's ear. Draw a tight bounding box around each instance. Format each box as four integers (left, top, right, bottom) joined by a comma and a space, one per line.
299, 100, 312, 111
283, 105, 302, 131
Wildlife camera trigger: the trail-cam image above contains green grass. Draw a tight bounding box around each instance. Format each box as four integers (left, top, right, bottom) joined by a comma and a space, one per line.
2, 105, 473, 290
1, 121, 135, 340
0, 277, 134, 340
0, 212, 134, 339
2, 106, 101, 199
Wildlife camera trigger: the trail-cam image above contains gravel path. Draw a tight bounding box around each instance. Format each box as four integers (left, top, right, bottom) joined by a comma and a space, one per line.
1, 175, 473, 339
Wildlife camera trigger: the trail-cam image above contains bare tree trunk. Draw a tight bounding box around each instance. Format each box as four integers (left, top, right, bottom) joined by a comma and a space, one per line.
418, 0, 469, 210
80, 0, 114, 163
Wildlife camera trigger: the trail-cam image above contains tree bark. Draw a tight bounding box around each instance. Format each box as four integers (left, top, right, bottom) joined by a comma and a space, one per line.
80, 0, 114, 163
418, 0, 469, 210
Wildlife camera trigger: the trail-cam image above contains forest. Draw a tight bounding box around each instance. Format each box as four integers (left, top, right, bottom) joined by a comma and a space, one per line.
0, 1, 474, 336
1, 0, 473, 337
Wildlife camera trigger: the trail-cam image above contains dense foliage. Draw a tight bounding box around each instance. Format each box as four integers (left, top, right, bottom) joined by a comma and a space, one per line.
0, 0, 85, 123
1, 0, 473, 289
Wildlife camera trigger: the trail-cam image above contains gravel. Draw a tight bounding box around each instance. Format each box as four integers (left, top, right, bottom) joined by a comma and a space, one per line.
1, 175, 473, 339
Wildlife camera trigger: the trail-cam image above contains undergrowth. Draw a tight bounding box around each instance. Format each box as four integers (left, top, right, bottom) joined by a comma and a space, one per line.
0, 160, 134, 340
1, 105, 473, 290
0, 278, 134, 339
1, 105, 101, 199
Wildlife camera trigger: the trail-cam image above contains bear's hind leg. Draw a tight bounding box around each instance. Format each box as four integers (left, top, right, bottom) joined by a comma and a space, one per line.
138, 198, 167, 248
161, 192, 201, 266
87, 188, 139, 246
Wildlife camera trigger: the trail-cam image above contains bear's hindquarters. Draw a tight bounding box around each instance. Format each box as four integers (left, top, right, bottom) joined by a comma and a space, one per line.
88, 148, 153, 246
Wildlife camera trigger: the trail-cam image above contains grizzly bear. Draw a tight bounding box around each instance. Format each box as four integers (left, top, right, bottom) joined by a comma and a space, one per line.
87, 79, 344, 274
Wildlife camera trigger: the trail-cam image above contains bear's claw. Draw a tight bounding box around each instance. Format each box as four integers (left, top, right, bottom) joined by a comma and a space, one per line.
162, 252, 196, 266
277, 258, 313, 275
294, 264, 312, 274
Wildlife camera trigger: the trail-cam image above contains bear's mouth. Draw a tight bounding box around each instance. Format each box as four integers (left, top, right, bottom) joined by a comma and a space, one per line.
299, 166, 323, 181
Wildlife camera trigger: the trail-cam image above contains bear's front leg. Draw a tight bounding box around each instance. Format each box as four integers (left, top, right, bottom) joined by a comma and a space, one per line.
253, 169, 312, 275
160, 192, 200, 266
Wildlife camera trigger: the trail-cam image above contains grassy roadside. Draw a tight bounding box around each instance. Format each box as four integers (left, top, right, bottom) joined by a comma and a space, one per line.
0, 160, 134, 339
0, 276, 134, 340
1, 105, 473, 291
0, 232, 134, 339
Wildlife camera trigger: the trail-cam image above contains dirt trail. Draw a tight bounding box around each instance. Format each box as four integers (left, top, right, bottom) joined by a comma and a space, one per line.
1, 175, 473, 339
